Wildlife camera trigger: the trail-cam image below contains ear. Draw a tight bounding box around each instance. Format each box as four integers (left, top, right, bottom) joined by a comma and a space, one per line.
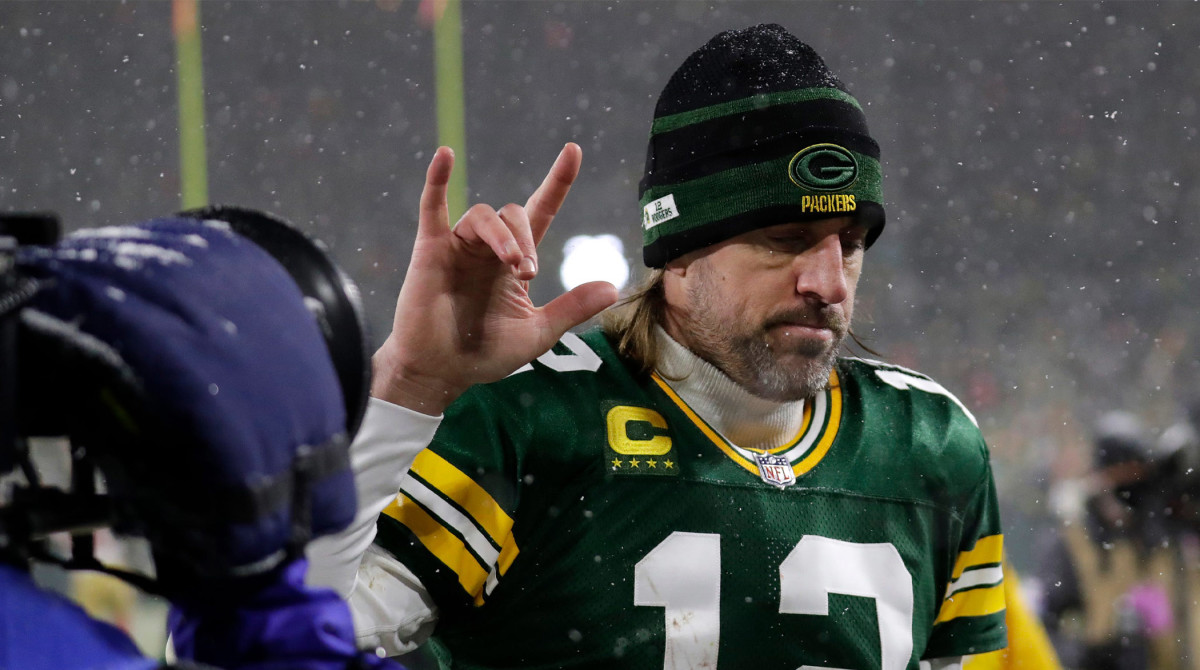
664, 251, 698, 278
660, 255, 693, 310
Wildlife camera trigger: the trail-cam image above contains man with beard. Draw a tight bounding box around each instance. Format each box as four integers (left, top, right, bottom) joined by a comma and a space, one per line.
308, 24, 1007, 670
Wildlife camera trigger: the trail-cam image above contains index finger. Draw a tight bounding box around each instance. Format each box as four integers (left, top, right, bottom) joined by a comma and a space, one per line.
525, 142, 582, 244
418, 146, 456, 238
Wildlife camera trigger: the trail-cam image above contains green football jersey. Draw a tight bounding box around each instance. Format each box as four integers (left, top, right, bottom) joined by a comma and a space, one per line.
375, 328, 1007, 669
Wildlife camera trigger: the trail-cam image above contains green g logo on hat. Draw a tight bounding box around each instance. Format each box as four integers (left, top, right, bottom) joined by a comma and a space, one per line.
789, 144, 859, 191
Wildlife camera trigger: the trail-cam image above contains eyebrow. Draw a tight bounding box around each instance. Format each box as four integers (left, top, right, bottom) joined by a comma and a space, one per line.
842, 222, 871, 236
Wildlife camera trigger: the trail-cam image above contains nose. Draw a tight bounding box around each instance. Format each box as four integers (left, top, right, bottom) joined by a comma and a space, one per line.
792, 232, 848, 306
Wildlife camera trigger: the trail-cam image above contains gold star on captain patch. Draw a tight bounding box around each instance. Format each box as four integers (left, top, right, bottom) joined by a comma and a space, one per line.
630, 458, 640, 468
664, 460, 675, 469
611, 458, 623, 469
647, 459, 657, 469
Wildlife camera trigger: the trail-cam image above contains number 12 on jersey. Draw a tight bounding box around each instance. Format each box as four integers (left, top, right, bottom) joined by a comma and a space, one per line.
634, 531, 914, 670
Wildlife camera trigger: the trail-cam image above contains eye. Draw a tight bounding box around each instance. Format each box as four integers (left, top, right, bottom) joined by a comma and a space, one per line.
763, 237, 811, 255
764, 232, 812, 252
768, 234, 805, 246
841, 237, 865, 253
840, 227, 869, 253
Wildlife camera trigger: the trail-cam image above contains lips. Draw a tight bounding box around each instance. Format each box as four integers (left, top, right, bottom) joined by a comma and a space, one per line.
767, 309, 846, 336
771, 322, 834, 342
777, 319, 832, 331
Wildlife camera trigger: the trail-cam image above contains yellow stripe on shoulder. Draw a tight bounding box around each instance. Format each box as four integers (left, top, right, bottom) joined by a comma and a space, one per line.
382, 493, 489, 601
410, 449, 515, 546
951, 534, 1004, 580
934, 582, 1006, 624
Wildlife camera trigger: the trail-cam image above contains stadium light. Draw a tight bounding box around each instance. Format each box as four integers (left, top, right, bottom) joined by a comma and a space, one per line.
559, 234, 630, 292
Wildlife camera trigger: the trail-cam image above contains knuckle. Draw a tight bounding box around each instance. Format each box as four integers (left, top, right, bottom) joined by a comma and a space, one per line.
467, 203, 497, 218
498, 202, 525, 219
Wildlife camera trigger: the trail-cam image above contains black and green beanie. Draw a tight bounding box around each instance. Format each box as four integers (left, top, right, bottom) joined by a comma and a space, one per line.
639, 24, 885, 267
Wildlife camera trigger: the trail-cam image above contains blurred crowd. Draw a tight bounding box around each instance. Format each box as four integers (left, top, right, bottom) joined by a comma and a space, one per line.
1009, 408, 1200, 669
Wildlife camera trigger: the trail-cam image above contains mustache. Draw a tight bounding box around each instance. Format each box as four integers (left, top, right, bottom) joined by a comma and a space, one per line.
764, 307, 848, 334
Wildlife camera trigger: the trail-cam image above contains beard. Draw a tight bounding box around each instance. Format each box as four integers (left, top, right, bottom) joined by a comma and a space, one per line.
683, 264, 849, 402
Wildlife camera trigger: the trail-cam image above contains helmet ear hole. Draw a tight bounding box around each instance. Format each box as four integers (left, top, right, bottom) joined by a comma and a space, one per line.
178, 206, 371, 442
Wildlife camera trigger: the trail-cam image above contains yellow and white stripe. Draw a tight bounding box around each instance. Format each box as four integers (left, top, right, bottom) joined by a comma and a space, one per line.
935, 534, 1005, 624
382, 449, 519, 606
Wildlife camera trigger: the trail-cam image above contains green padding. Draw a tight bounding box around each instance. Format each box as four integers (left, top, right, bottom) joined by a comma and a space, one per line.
640, 149, 882, 246
651, 88, 862, 136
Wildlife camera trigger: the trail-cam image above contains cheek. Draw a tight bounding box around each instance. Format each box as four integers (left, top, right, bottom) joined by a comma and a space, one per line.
701, 273, 757, 322
842, 263, 863, 315
843, 288, 857, 321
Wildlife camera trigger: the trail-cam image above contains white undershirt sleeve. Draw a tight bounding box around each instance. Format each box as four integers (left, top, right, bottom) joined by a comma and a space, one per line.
349, 544, 440, 655
305, 396, 443, 651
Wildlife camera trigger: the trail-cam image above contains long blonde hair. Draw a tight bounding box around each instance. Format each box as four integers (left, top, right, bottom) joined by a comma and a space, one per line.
600, 268, 667, 377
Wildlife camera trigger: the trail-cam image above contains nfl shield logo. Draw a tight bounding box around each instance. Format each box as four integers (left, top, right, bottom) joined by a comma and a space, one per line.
754, 453, 796, 489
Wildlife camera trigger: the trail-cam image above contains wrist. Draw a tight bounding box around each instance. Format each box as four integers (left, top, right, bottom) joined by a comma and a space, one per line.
370, 338, 465, 415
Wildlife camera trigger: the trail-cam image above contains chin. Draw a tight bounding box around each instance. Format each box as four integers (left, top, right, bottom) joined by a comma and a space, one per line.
745, 356, 837, 402
747, 378, 829, 403
773, 344, 835, 366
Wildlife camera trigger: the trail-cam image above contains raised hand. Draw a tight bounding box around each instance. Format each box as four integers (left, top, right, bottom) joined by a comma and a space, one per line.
371, 143, 619, 415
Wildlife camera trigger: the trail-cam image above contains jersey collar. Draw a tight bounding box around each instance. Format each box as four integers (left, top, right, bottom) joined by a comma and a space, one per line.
650, 367, 843, 479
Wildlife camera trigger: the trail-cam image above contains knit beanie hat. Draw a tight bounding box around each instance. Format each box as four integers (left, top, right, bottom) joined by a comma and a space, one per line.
639, 24, 885, 267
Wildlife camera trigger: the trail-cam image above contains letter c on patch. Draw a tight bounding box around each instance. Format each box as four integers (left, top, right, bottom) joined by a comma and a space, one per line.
607, 406, 672, 456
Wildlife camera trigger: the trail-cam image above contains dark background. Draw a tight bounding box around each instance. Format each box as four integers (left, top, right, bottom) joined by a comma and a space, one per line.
3, 0, 1198, 637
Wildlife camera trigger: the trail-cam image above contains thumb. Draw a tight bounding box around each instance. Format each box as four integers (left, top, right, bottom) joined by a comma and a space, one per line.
539, 281, 620, 341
